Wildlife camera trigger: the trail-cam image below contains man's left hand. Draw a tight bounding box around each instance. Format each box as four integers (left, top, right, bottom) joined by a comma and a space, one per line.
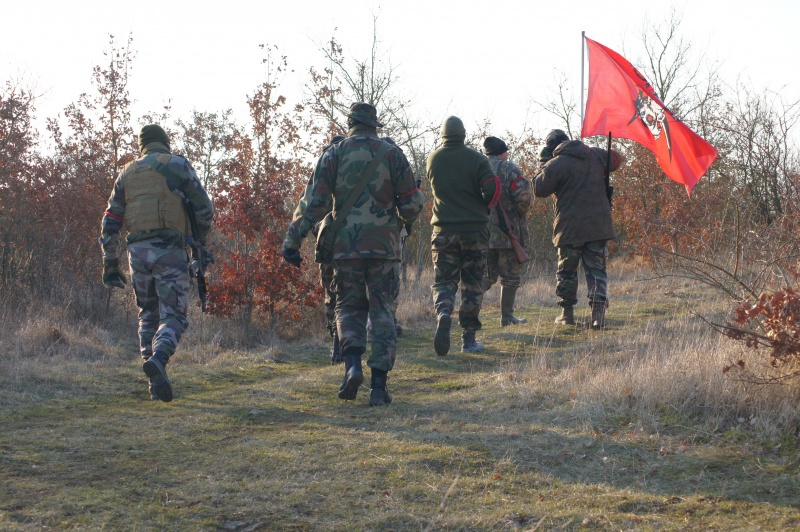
282, 246, 302, 268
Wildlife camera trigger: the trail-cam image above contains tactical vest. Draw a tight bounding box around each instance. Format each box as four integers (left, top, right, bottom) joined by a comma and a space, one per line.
122, 154, 190, 236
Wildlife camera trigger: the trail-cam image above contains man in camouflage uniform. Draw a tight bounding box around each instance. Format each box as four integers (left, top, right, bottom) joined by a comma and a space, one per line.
533, 129, 621, 329
100, 124, 214, 402
283, 103, 423, 406
427, 116, 499, 355
481, 136, 532, 326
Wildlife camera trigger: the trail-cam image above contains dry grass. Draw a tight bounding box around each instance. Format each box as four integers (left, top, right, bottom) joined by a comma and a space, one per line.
1, 262, 799, 530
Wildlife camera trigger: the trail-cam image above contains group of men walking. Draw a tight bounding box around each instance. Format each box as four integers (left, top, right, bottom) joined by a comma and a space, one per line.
100, 102, 621, 405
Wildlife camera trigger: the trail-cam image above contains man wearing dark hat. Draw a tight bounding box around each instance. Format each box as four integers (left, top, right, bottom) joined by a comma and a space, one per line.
100, 124, 214, 402
283, 103, 423, 406
426, 116, 499, 355
482, 136, 532, 326
533, 129, 622, 329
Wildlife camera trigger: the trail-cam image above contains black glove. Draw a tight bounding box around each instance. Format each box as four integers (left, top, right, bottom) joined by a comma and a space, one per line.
282, 246, 302, 268
538, 145, 554, 163
404, 223, 413, 237
102, 258, 127, 289
191, 243, 215, 266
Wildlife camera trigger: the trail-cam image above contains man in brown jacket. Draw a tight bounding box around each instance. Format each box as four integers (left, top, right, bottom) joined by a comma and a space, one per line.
533, 129, 621, 329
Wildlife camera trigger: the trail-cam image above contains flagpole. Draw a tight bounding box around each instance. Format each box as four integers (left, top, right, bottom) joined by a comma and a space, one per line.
580, 31, 585, 140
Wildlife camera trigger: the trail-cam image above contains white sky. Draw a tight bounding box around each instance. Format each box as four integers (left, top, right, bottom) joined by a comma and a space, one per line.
3, 0, 799, 139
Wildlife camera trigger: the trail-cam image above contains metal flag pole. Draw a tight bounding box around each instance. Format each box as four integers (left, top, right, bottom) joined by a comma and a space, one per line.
580, 31, 585, 139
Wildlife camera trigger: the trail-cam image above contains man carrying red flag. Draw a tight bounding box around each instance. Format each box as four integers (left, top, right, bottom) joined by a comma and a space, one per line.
534, 129, 623, 329
581, 36, 717, 194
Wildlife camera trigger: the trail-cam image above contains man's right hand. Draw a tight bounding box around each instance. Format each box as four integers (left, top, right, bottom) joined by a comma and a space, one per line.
282, 246, 302, 268
102, 258, 127, 289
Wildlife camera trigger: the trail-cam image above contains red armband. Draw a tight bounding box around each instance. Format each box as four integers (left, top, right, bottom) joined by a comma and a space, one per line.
482, 177, 501, 209
104, 211, 124, 222
398, 187, 419, 199
510, 176, 524, 191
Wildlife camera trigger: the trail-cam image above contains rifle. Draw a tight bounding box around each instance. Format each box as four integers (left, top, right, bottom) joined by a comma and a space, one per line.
605, 132, 614, 209
185, 200, 208, 312
497, 202, 530, 264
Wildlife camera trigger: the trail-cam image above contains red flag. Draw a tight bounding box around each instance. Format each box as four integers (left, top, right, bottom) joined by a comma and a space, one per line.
581, 36, 718, 194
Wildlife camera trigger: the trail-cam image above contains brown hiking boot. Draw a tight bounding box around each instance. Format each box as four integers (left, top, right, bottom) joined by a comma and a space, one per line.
554, 306, 575, 325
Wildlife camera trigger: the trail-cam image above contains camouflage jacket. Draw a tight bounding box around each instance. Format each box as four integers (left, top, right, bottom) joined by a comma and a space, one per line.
487, 155, 532, 249
100, 143, 214, 261
283, 126, 424, 260
533, 140, 619, 247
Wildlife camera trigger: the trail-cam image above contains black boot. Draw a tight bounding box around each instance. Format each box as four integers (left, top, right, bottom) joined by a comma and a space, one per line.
369, 368, 392, 406
500, 286, 528, 326
434, 311, 452, 356
142, 350, 173, 402
590, 301, 607, 330
330, 330, 343, 365
461, 329, 485, 353
338, 353, 364, 400
555, 305, 575, 325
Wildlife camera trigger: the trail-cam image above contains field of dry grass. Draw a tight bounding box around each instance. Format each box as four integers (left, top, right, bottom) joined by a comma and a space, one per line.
1, 263, 799, 530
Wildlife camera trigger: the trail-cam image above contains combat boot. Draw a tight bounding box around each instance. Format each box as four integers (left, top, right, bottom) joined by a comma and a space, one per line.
590, 301, 607, 330
338, 354, 364, 400
142, 351, 173, 403
330, 330, 343, 365
461, 330, 484, 353
554, 306, 575, 325
434, 311, 452, 356
500, 286, 528, 326
369, 368, 392, 406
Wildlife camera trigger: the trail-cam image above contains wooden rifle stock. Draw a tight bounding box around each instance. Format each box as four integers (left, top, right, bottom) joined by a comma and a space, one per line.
498, 203, 530, 264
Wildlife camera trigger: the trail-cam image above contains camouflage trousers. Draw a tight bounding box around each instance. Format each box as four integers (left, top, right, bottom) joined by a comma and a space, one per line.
483, 248, 523, 291
322, 261, 399, 336
333, 258, 399, 372
555, 240, 608, 308
430, 230, 488, 331
128, 240, 190, 361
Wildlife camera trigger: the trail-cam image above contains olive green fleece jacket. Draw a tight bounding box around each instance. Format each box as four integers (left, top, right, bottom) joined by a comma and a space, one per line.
426, 116, 498, 233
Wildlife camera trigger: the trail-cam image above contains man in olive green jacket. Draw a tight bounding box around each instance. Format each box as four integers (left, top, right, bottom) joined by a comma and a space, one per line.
426, 116, 499, 355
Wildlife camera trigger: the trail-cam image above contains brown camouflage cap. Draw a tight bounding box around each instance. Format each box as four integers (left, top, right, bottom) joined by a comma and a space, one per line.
346, 102, 384, 128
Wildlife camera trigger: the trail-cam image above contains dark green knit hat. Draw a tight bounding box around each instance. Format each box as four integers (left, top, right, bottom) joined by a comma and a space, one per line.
139, 124, 170, 150
440, 116, 466, 138
346, 103, 384, 128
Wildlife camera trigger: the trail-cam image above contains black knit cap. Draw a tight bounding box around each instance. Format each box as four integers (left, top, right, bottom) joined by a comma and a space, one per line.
139, 124, 170, 150
483, 136, 508, 156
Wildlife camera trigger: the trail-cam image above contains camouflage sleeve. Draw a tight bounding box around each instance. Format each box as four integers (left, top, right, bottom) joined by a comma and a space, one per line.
180, 159, 214, 245
391, 148, 424, 226
283, 152, 335, 250
99, 173, 126, 261
506, 162, 532, 216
